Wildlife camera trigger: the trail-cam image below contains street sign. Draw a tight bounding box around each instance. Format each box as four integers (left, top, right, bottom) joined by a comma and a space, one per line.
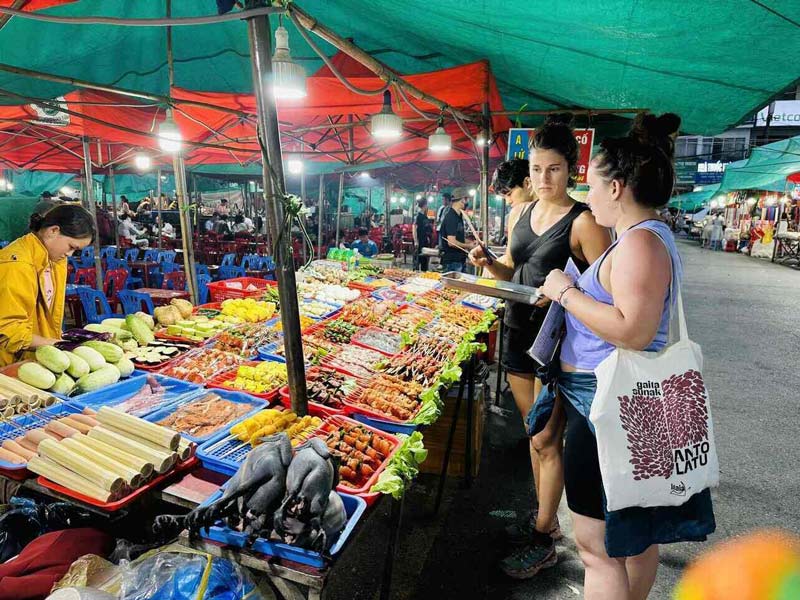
506, 128, 595, 184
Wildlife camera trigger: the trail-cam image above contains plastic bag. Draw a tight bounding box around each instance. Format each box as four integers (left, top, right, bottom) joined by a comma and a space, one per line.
118, 549, 263, 600
0, 497, 95, 562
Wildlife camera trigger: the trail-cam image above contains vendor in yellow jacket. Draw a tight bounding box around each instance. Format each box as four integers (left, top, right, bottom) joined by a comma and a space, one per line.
0, 205, 95, 366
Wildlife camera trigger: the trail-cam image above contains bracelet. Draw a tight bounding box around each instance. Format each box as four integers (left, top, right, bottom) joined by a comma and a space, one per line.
557, 284, 580, 304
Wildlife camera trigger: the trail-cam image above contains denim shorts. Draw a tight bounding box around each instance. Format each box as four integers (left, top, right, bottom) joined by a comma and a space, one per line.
527, 370, 716, 557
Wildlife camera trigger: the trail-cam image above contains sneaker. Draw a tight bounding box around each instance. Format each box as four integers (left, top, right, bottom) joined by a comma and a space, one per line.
505, 510, 563, 545
499, 532, 558, 579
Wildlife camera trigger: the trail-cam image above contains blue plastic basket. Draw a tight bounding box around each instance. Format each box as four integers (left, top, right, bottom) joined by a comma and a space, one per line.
50, 371, 150, 402
198, 489, 367, 568
0, 403, 85, 471
144, 389, 267, 443
196, 427, 253, 476
256, 342, 316, 368
72, 373, 203, 417
350, 413, 418, 435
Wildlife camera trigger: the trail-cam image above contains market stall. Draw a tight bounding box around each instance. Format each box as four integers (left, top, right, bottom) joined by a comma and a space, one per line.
0, 261, 496, 599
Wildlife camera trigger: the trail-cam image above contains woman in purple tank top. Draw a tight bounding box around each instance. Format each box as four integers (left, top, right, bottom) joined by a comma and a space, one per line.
534, 113, 715, 599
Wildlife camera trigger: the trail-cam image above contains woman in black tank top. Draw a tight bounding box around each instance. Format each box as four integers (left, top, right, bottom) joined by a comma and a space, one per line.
470, 115, 611, 578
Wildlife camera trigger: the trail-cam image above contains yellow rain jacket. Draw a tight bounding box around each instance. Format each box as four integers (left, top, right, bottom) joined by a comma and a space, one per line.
0, 233, 66, 366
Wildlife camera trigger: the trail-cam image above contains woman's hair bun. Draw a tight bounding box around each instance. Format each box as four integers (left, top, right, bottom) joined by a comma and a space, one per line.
629, 113, 681, 152
542, 112, 574, 128
28, 213, 44, 230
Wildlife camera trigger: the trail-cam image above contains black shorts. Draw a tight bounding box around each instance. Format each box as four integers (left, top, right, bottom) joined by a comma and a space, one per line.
500, 324, 542, 375
563, 399, 605, 520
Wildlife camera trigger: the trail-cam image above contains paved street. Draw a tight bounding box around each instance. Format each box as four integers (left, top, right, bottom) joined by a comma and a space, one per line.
326, 237, 800, 600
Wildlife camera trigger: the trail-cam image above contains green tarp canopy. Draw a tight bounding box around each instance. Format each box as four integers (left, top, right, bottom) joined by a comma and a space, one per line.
716, 135, 800, 193
0, 1, 799, 135
668, 184, 720, 212
0, 194, 40, 241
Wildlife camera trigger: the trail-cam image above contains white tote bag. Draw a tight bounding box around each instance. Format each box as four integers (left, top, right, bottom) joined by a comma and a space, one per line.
590, 289, 719, 511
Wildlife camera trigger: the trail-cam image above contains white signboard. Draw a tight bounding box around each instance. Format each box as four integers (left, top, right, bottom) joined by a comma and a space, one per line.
755, 100, 800, 127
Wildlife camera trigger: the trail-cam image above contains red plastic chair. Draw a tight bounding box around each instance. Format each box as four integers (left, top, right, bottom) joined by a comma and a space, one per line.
74, 267, 97, 288
162, 271, 186, 291
103, 268, 129, 310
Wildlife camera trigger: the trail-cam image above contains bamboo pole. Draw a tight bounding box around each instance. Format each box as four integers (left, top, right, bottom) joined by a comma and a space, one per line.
82, 137, 103, 291
173, 154, 198, 304
156, 168, 163, 251
335, 172, 344, 248
317, 173, 324, 259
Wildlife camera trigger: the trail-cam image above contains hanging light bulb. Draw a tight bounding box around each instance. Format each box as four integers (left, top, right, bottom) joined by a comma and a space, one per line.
158, 111, 182, 153
415, 194, 422, 200
5, 182, 12, 191
272, 25, 307, 99
469, 188, 477, 197
747, 197, 757, 205
360, 171, 370, 178
371, 91, 402, 139
390, 196, 398, 203
287, 155, 303, 175
476, 133, 486, 147
134, 154, 151, 171
427, 195, 434, 203
428, 116, 451, 152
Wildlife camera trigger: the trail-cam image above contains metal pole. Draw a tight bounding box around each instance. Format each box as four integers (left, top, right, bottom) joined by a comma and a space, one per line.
335, 172, 344, 248
480, 102, 490, 248
384, 179, 391, 239
245, 5, 308, 415
317, 173, 324, 259
173, 154, 198, 304
82, 137, 103, 291
499, 198, 507, 243
156, 168, 163, 250
300, 142, 307, 264
109, 164, 120, 257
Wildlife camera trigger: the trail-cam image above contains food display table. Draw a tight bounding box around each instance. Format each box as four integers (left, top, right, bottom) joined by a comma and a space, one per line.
137, 287, 191, 306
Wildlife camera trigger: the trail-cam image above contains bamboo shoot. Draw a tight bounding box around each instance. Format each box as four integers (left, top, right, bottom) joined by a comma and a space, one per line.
62, 436, 143, 488
101, 423, 179, 464
79, 435, 154, 478
59, 416, 93, 434
88, 427, 174, 473
96, 407, 180, 450
38, 438, 125, 494
27, 456, 112, 503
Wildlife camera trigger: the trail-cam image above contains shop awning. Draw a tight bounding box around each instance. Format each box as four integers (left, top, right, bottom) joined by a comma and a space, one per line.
668, 184, 720, 212
0, 1, 798, 135
717, 135, 800, 193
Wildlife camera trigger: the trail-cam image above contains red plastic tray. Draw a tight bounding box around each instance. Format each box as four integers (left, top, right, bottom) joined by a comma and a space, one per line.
319, 346, 384, 380
207, 362, 284, 402
341, 383, 422, 425
309, 415, 400, 504
37, 456, 199, 511
207, 278, 276, 302
350, 327, 403, 357
277, 366, 369, 417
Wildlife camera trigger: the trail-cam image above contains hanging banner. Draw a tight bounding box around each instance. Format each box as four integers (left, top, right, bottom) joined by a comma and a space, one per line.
28, 96, 70, 128
506, 128, 595, 184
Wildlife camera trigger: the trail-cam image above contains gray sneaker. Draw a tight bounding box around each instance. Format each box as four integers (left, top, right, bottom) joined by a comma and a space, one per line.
505, 510, 563, 545
499, 533, 558, 579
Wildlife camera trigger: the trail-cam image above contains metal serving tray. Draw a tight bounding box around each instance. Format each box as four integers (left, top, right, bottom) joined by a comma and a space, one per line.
441, 271, 542, 305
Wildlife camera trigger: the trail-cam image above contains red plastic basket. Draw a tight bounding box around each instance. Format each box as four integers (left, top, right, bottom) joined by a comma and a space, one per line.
277, 366, 366, 417
207, 361, 284, 402
308, 415, 400, 504
207, 277, 277, 301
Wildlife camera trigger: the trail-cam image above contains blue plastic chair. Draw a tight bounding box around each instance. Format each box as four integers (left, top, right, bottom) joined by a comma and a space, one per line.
195, 264, 211, 278
106, 257, 127, 271
77, 287, 121, 324
117, 289, 155, 315
161, 261, 180, 274
219, 265, 245, 280
124, 248, 140, 263
106, 257, 143, 289
100, 246, 117, 262
143, 249, 160, 263
79, 246, 94, 268
157, 250, 176, 264
196, 274, 212, 305
241, 254, 263, 270
220, 253, 237, 267
67, 257, 80, 283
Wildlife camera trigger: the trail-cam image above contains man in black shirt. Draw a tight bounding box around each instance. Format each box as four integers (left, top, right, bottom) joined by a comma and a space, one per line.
413, 197, 433, 271
439, 188, 473, 272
